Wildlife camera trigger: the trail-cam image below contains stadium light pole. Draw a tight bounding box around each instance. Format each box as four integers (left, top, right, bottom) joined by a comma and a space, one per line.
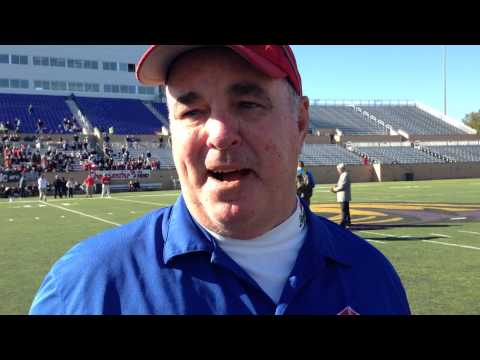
443, 45, 447, 116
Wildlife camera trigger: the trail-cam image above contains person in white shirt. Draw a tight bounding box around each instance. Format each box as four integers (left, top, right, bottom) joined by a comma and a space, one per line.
66, 178, 74, 198
37, 174, 49, 202
331, 163, 352, 228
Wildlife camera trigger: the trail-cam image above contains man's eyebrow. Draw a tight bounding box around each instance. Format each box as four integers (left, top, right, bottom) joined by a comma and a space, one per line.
228, 82, 271, 102
176, 91, 202, 106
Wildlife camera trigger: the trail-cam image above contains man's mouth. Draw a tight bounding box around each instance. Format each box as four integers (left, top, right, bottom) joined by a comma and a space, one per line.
207, 168, 253, 182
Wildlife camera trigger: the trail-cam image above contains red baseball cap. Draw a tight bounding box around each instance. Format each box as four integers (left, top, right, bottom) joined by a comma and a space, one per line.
136, 45, 302, 96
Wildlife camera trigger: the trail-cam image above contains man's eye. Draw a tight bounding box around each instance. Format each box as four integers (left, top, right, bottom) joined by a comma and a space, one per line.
182, 110, 202, 118
239, 101, 262, 109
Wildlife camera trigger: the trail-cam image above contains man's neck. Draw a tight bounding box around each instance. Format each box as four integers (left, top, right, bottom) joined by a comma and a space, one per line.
185, 194, 298, 240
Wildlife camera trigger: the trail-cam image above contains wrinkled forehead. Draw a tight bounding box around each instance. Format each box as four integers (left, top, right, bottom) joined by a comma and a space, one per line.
165, 47, 271, 91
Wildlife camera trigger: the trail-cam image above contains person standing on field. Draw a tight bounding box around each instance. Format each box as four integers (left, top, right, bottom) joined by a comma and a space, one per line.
37, 173, 48, 202
101, 173, 111, 198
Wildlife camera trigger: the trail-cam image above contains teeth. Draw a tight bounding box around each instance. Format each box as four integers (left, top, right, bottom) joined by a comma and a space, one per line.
212, 169, 239, 174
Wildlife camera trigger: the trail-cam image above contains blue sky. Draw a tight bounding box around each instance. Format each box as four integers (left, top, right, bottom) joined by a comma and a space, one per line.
291, 45, 480, 122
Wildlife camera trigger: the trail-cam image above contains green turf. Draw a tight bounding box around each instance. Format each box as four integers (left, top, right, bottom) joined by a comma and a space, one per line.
1, 178, 480, 314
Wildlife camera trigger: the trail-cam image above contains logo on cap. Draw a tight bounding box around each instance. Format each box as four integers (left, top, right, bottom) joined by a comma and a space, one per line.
337, 306, 360, 315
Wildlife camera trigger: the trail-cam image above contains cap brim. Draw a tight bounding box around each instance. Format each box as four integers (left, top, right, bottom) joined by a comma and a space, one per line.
136, 45, 288, 86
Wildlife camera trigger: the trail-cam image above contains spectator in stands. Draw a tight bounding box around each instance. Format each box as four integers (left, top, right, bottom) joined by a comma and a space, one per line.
330, 163, 352, 228
15, 118, 21, 134
103, 132, 110, 144
363, 155, 369, 165
37, 173, 48, 202
30, 45, 409, 315
28, 104, 33, 116
101, 173, 111, 198
4, 120, 12, 134
73, 134, 79, 150
37, 119, 44, 133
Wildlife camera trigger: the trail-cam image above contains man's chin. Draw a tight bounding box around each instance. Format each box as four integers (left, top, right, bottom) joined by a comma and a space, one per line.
210, 200, 253, 222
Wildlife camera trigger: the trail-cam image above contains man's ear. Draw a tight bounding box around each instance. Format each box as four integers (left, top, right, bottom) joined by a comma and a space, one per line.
297, 96, 310, 142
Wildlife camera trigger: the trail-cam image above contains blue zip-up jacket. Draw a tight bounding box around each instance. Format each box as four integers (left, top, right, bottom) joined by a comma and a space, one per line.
30, 195, 410, 315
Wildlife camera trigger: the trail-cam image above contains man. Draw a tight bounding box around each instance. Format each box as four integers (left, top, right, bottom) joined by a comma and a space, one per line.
100, 172, 111, 198
297, 160, 315, 207
331, 163, 352, 228
66, 177, 74, 198
30, 45, 410, 315
53, 175, 63, 199
5, 186, 15, 202
19, 173, 26, 198
83, 173, 95, 198
37, 173, 48, 202
295, 172, 310, 205
61, 176, 68, 198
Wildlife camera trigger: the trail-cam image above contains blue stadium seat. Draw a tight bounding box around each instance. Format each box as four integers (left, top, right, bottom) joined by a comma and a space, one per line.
75, 97, 163, 135
0, 93, 74, 134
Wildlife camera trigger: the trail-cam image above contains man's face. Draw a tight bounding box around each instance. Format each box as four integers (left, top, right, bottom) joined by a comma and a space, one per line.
166, 48, 309, 239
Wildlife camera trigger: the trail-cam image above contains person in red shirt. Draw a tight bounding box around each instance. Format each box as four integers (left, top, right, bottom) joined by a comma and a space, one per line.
84, 173, 95, 198
101, 173, 111, 198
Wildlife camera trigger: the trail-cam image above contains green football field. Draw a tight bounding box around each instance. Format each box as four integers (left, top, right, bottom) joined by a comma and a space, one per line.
1, 178, 480, 315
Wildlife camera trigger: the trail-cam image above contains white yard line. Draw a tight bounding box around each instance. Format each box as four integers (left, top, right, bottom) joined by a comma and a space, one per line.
110, 197, 167, 207
422, 240, 480, 251
357, 231, 389, 244
42, 201, 121, 227
458, 230, 480, 236
0, 193, 180, 205
366, 239, 387, 244
450, 217, 467, 220
114, 193, 180, 198
360, 231, 393, 238
430, 233, 451, 238
359, 230, 416, 243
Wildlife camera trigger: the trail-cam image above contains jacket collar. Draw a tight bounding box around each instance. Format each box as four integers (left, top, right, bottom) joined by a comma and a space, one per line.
162, 195, 214, 264
162, 195, 352, 267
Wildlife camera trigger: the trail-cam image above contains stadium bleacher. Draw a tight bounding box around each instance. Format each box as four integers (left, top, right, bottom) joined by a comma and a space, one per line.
300, 144, 363, 166
361, 105, 466, 135
354, 145, 446, 164
75, 97, 163, 135
150, 102, 169, 122
309, 105, 386, 135
2, 92, 478, 190
425, 145, 480, 162
0, 93, 75, 134
109, 142, 175, 169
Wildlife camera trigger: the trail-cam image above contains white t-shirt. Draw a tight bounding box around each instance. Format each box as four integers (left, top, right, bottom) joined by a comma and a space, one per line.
202, 199, 308, 304
38, 177, 48, 189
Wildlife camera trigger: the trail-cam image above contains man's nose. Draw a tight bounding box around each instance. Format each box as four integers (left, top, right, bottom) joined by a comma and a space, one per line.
205, 114, 242, 150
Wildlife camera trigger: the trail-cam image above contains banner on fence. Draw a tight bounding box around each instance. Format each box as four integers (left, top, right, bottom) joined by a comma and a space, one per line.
93, 170, 151, 180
